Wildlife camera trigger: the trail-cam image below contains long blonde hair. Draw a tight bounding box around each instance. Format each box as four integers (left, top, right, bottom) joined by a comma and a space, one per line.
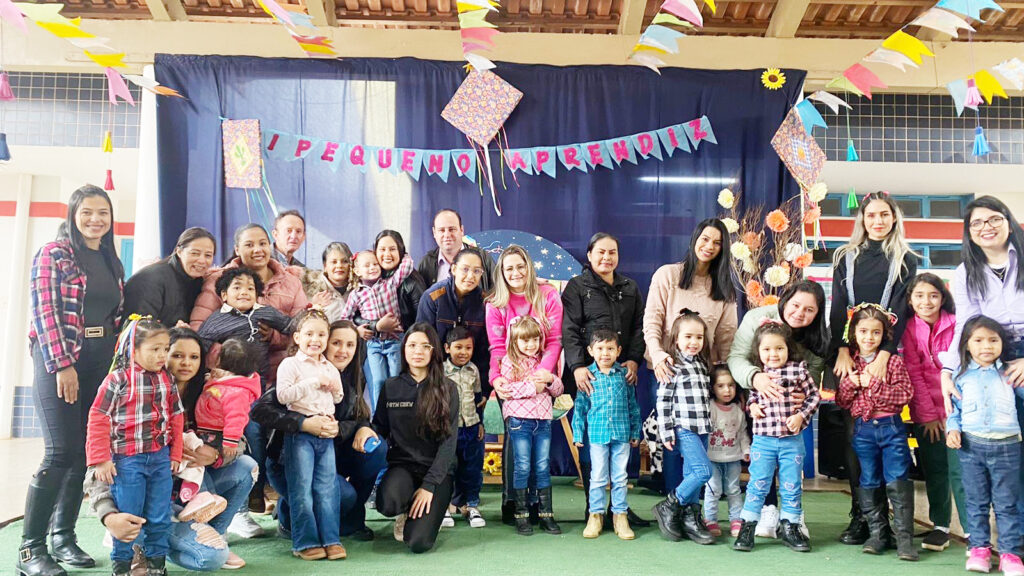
505, 315, 545, 380
488, 245, 550, 329
831, 191, 918, 279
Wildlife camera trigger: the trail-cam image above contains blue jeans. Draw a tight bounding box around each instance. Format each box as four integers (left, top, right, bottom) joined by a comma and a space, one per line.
365, 338, 401, 415
852, 415, 911, 489
507, 417, 551, 490
283, 433, 341, 552
167, 521, 230, 571
453, 425, 484, 508
589, 441, 631, 514
671, 428, 711, 505
336, 439, 388, 536
201, 454, 257, 534
742, 435, 805, 523
266, 455, 290, 532
110, 446, 173, 562
959, 433, 1022, 553
241, 419, 266, 512
704, 460, 743, 523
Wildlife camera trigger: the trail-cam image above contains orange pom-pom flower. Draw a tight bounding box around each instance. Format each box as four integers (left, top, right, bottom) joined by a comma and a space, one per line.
803, 207, 821, 225
766, 210, 790, 233
793, 252, 814, 269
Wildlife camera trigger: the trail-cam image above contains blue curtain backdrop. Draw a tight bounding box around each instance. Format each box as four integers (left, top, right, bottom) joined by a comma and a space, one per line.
155, 55, 805, 477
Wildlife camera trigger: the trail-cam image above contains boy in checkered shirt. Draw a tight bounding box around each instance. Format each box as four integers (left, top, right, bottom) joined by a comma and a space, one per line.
734, 320, 819, 554
571, 329, 641, 540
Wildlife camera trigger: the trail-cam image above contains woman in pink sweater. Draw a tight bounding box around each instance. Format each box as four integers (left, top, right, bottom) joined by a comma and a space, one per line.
485, 244, 564, 525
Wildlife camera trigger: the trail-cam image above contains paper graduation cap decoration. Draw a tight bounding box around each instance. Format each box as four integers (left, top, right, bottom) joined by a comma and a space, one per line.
441, 70, 523, 215
771, 107, 826, 190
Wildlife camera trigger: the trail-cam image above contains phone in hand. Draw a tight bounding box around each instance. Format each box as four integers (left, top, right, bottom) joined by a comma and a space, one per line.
363, 436, 381, 452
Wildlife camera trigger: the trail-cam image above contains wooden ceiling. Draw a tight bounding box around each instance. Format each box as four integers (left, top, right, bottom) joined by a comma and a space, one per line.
30, 0, 1024, 40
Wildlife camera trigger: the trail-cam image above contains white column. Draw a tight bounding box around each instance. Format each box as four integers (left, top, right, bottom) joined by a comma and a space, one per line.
0, 175, 33, 438
133, 64, 162, 269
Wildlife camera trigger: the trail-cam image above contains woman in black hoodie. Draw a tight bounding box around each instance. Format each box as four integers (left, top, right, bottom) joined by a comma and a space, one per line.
122, 227, 216, 327
561, 232, 648, 527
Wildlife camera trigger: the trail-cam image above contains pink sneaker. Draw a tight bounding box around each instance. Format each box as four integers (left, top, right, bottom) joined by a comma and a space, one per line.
999, 554, 1024, 576
706, 522, 722, 537
967, 548, 992, 573
178, 492, 228, 524
730, 520, 743, 537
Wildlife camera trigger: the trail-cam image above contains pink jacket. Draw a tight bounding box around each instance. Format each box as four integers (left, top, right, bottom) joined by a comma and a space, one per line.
901, 311, 955, 424
194, 373, 262, 448
500, 355, 564, 420
485, 283, 563, 385
190, 258, 309, 379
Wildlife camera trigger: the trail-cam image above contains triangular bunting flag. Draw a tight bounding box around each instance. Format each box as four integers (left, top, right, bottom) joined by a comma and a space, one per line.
660, 0, 703, 27
651, 12, 696, 27
825, 75, 866, 97
910, 7, 975, 37
459, 8, 497, 28
975, 69, 1008, 104
532, 147, 558, 178
794, 100, 827, 134
843, 64, 887, 99
935, 0, 1003, 21
880, 30, 934, 65
863, 48, 919, 72
807, 90, 851, 114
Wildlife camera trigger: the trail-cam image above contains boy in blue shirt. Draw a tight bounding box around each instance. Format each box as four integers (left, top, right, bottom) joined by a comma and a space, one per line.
572, 329, 641, 540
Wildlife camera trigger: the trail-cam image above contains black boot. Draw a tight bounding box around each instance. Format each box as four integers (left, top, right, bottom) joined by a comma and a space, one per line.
887, 481, 919, 561
625, 507, 651, 528
501, 499, 516, 526
49, 471, 94, 568
528, 501, 540, 526
838, 497, 869, 545
733, 520, 757, 551
652, 493, 684, 542
513, 489, 532, 536
580, 460, 592, 522
111, 560, 132, 576
680, 503, 715, 545
537, 487, 561, 534
16, 469, 67, 576
146, 556, 167, 576
857, 487, 886, 555
779, 519, 811, 552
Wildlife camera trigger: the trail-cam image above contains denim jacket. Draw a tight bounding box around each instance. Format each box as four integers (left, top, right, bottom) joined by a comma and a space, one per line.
948, 360, 1024, 437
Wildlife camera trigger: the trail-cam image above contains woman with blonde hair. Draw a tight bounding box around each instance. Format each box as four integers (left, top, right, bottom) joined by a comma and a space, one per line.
485, 245, 564, 525
828, 191, 919, 547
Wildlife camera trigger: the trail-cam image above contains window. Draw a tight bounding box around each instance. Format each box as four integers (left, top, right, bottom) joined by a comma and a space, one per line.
929, 198, 966, 219
819, 193, 972, 218
895, 198, 922, 218
928, 247, 962, 268
812, 241, 961, 269
819, 196, 843, 217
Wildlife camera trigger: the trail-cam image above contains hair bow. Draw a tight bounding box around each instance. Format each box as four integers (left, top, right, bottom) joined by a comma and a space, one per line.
842, 302, 897, 343
759, 317, 784, 328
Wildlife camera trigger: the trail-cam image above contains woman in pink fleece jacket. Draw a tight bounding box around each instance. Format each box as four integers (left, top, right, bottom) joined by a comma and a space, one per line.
901, 273, 966, 550
485, 244, 564, 524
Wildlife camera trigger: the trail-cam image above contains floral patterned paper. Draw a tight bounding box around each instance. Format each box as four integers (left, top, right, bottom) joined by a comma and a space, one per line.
223, 119, 262, 188
441, 70, 523, 147
771, 108, 825, 189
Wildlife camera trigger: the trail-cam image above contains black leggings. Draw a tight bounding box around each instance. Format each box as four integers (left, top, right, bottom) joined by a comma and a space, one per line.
376, 465, 453, 554
32, 338, 115, 475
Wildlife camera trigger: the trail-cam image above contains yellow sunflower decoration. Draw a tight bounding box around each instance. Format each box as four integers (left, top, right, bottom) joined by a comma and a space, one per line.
761, 68, 786, 90
483, 452, 502, 476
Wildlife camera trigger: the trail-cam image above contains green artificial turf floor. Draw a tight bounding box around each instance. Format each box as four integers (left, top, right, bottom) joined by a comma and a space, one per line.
2, 478, 972, 576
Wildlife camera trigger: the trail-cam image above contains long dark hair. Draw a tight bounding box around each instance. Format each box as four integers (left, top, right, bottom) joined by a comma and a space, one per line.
778, 280, 829, 357
907, 273, 955, 316
401, 323, 452, 441
59, 184, 124, 280
957, 315, 1009, 377
679, 218, 735, 302
375, 229, 406, 274
169, 326, 208, 424
962, 196, 1024, 299
748, 321, 803, 369
329, 320, 370, 422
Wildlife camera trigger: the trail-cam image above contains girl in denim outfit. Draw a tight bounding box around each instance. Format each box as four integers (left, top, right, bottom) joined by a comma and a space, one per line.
947, 316, 1024, 576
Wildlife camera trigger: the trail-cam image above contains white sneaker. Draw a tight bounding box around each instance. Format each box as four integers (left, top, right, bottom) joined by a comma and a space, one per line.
799, 511, 810, 539
464, 507, 486, 528
394, 514, 407, 542
227, 511, 265, 539
102, 529, 113, 549
441, 510, 455, 528
755, 505, 779, 538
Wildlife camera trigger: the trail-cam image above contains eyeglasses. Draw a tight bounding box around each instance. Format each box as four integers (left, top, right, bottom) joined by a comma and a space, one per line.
969, 215, 1006, 231
406, 343, 434, 352
456, 265, 485, 278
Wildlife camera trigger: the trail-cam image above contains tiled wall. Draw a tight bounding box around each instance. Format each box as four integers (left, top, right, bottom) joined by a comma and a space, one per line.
13, 387, 41, 438
2, 72, 142, 149
811, 93, 1024, 165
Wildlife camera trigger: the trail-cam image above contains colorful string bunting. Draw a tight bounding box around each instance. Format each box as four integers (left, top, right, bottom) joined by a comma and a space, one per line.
629, 0, 714, 72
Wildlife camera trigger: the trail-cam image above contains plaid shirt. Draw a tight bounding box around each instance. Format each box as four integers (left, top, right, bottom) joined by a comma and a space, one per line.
29, 240, 123, 373
656, 353, 711, 443
748, 361, 820, 438
837, 353, 913, 421
500, 355, 564, 420
85, 365, 184, 466
444, 360, 482, 427
339, 254, 414, 334
571, 362, 641, 445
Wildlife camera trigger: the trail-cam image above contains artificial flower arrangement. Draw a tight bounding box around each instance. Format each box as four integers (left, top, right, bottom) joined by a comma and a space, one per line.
718, 183, 825, 307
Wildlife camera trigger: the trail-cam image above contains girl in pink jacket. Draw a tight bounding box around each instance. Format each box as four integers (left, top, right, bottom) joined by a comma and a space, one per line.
901, 273, 965, 551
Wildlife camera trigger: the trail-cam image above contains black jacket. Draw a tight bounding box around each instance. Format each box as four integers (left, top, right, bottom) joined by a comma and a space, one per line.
417, 243, 497, 294
123, 254, 203, 327
416, 276, 490, 394
561, 267, 646, 393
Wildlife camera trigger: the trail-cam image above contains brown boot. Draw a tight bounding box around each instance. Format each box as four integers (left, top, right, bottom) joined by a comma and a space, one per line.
613, 513, 635, 540
324, 544, 347, 560
292, 547, 326, 561
583, 514, 603, 539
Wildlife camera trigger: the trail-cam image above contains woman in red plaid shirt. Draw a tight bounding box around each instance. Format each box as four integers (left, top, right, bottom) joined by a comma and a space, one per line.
837, 304, 916, 561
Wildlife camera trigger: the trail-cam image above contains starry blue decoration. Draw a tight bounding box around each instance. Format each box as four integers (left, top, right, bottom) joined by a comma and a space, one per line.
466, 229, 582, 282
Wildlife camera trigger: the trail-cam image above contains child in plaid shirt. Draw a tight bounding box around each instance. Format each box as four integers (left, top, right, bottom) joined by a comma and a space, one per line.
652, 310, 715, 546
571, 329, 641, 541
837, 303, 916, 561
734, 320, 819, 554
85, 317, 184, 576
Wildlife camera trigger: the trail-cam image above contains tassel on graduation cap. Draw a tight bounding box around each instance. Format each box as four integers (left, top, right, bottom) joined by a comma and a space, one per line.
973, 125, 990, 157
846, 139, 859, 162
847, 188, 859, 210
